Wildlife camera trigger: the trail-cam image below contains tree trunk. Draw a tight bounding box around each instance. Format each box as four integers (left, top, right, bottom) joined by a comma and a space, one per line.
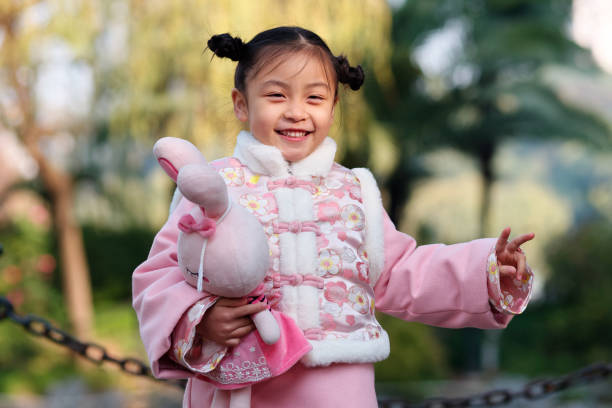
24, 135, 94, 339
3, 7, 95, 339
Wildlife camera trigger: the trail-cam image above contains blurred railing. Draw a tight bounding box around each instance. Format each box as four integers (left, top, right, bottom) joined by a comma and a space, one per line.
1, 294, 611, 407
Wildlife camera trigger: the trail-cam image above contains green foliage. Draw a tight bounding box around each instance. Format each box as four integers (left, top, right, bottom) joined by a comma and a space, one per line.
500, 220, 612, 375
82, 225, 157, 303
375, 314, 448, 382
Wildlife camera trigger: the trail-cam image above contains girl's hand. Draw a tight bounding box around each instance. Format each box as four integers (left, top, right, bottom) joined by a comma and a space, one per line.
495, 227, 535, 281
196, 297, 268, 347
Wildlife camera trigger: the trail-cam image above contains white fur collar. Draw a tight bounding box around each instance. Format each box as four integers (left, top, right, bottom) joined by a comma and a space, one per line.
233, 131, 337, 178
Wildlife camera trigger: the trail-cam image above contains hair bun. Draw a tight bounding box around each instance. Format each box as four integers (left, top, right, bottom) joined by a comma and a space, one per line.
336, 55, 365, 91
207, 33, 245, 62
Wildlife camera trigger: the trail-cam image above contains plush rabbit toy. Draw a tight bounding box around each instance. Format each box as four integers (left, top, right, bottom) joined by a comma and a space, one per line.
153, 136, 281, 344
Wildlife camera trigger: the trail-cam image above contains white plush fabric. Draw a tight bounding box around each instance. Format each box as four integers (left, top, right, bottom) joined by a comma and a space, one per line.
233, 131, 336, 177
352, 168, 385, 285
301, 331, 390, 367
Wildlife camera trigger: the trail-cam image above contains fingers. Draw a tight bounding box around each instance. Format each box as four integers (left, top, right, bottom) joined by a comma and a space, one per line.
507, 232, 535, 252
215, 297, 249, 307
229, 301, 269, 319
495, 227, 511, 254
499, 265, 516, 277
516, 251, 526, 281
220, 320, 257, 347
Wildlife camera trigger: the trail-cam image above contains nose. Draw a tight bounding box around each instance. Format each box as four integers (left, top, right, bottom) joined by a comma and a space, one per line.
283, 101, 307, 122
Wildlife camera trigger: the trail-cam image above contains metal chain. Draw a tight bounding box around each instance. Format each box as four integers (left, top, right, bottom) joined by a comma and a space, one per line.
0, 295, 184, 389
379, 361, 612, 407
2, 295, 611, 404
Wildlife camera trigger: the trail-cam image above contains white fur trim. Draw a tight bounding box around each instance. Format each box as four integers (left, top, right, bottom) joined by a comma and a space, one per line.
297, 286, 320, 330
274, 188, 295, 222
352, 168, 385, 285
296, 232, 317, 276
301, 330, 390, 367
233, 131, 336, 177
294, 188, 314, 221
279, 286, 299, 323
278, 233, 297, 276
233, 131, 288, 177
290, 137, 337, 177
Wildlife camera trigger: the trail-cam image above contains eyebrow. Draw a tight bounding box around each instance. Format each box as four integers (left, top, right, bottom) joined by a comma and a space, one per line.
260, 80, 330, 90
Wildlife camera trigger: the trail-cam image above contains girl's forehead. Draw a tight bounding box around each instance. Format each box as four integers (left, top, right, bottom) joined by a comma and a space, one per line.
249, 50, 335, 88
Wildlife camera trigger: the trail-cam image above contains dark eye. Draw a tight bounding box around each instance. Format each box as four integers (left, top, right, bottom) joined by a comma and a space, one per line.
266, 93, 284, 99
308, 95, 324, 101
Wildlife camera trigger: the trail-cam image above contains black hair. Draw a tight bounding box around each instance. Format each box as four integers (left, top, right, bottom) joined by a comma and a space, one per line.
207, 26, 364, 95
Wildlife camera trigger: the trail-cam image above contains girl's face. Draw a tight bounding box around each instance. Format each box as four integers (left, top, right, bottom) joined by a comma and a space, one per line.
232, 51, 337, 163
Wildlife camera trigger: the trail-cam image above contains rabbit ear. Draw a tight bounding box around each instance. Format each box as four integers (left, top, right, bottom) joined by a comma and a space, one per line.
153, 137, 208, 182
178, 163, 229, 219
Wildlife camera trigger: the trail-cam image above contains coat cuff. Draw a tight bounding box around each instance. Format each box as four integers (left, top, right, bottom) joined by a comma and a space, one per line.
171, 297, 228, 373
486, 250, 534, 314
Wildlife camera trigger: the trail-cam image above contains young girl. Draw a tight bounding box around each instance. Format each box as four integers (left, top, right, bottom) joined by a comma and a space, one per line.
133, 26, 534, 408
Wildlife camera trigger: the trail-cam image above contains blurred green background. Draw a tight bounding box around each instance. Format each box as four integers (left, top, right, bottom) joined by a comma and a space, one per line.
0, 0, 611, 406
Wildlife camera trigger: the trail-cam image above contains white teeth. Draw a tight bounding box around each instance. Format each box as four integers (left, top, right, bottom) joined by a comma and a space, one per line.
282, 130, 307, 138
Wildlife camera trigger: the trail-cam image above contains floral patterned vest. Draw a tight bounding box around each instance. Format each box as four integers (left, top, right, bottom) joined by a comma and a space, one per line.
208, 131, 390, 367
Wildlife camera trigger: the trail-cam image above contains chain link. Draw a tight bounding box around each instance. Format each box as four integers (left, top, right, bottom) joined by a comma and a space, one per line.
2, 295, 611, 404
379, 361, 612, 407
0, 296, 182, 388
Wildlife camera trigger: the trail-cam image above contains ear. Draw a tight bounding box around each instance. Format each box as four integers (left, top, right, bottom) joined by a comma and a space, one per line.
153, 137, 208, 182
232, 88, 249, 122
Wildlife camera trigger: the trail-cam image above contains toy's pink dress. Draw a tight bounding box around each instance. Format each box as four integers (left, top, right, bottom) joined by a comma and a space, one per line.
133, 132, 533, 407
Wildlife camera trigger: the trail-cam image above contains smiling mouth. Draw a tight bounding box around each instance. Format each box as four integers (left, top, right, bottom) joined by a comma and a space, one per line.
276, 129, 312, 139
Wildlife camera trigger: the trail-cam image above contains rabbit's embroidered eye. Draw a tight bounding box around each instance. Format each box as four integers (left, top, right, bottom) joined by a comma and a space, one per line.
186, 268, 209, 282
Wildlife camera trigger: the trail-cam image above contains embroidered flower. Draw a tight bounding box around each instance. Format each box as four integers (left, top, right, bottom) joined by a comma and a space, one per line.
488, 254, 499, 284
321, 313, 337, 331
174, 340, 188, 361
358, 246, 369, 261
239, 194, 268, 215
318, 249, 342, 276
501, 292, 514, 309
356, 262, 369, 282
324, 281, 348, 306
345, 173, 361, 185
220, 167, 245, 186
317, 201, 340, 223
348, 286, 369, 314
324, 177, 343, 190
188, 302, 207, 322
346, 315, 355, 326
312, 184, 329, 198
341, 205, 365, 230
323, 301, 342, 316
348, 186, 362, 202
341, 247, 357, 263
332, 189, 346, 199
202, 351, 225, 372
246, 174, 260, 188
365, 324, 382, 340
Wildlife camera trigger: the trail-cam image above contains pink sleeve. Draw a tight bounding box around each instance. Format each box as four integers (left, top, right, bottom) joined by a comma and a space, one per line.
170, 297, 229, 374
132, 198, 211, 379
486, 251, 534, 314
374, 212, 532, 329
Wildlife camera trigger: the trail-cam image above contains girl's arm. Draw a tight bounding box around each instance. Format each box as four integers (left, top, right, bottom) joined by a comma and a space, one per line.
132, 198, 265, 378
373, 211, 533, 329
132, 199, 209, 378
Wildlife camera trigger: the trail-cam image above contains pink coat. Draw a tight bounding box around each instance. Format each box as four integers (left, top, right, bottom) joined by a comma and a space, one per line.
133, 132, 533, 407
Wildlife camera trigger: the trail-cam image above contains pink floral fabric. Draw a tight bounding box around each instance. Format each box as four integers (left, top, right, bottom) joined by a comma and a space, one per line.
166, 155, 533, 391
486, 251, 533, 314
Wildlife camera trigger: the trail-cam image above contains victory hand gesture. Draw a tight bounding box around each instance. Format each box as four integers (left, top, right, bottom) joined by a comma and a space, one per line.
495, 227, 534, 281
